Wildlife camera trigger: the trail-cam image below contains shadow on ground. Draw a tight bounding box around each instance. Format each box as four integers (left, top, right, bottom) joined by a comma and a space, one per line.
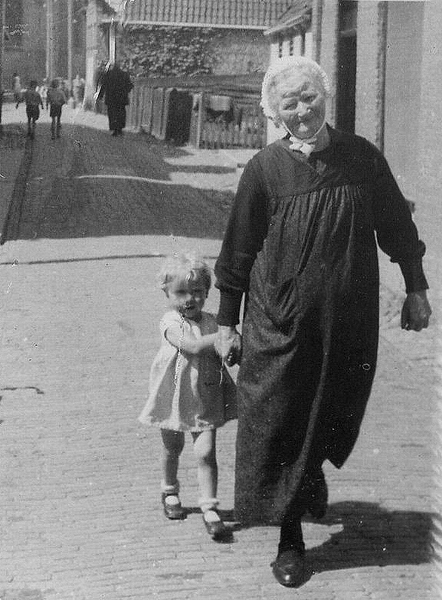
0, 123, 26, 149
306, 501, 435, 572
183, 500, 435, 564
5, 123, 237, 242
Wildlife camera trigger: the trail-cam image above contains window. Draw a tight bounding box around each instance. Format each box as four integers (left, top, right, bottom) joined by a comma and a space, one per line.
5, 0, 25, 47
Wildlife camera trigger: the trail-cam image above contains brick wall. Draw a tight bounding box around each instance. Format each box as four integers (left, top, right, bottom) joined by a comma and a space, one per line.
383, 2, 427, 201
416, 2, 442, 209
3, 0, 46, 89
211, 29, 269, 75
355, 1, 385, 148
318, 0, 339, 126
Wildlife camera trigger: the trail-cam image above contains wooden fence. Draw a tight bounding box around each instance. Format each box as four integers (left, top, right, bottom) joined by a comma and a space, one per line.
126, 74, 267, 149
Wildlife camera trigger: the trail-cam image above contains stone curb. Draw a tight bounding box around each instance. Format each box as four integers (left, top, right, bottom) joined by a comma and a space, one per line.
0, 130, 33, 245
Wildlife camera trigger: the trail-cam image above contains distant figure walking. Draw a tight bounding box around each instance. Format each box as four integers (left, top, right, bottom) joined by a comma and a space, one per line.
72, 74, 84, 108
23, 80, 43, 139
12, 72, 22, 108
47, 79, 66, 139
38, 79, 49, 110
96, 61, 133, 136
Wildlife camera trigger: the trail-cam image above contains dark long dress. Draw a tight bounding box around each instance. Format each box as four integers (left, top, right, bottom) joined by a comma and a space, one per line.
215, 127, 427, 526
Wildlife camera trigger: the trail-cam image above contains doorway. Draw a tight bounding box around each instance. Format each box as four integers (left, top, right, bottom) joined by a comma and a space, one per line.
336, 1, 357, 134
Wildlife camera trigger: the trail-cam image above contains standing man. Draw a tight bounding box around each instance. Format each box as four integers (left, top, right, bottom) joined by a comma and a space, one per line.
96, 61, 133, 136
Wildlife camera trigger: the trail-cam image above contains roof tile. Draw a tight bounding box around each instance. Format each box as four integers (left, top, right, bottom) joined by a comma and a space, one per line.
122, 0, 293, 28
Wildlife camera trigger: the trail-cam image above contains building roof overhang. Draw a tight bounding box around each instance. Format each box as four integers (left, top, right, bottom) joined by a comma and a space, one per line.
265, 0, 312, 36
100, 18, 268, 30
99, 0, 122, 12
98, 0, 293, 30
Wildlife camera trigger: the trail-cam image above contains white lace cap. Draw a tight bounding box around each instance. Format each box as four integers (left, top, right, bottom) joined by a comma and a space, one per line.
260, 56, 331, 122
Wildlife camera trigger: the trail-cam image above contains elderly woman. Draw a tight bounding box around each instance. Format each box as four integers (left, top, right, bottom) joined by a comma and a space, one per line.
215, 56, 431, 587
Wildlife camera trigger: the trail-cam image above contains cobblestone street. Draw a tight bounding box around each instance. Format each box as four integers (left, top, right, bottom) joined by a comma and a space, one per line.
0, 104, 440, 599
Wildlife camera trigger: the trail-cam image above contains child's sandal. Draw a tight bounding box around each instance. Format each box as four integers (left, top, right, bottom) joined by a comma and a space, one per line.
202, 508, 228, 540
161, 493, 186, 520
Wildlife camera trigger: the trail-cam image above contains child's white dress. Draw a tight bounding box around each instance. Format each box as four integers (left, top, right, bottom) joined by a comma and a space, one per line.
138, 310, 237, 432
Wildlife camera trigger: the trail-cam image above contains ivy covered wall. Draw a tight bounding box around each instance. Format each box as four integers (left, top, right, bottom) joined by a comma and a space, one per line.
118, 26, 269, 77
118, 26, 218, 77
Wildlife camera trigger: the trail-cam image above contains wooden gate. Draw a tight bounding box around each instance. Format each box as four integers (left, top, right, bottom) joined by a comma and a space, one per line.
128, 74, 267, 149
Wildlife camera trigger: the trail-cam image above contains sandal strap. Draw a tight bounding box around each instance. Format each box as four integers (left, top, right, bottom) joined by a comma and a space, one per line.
199, 497, 219, 513
161, 480, 180, 495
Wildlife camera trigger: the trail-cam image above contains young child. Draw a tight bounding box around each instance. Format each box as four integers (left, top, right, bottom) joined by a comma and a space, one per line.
23, 80, 43, 139
138, 254, 236, 540
47, 79, 66, 139
38, 79, 49, 110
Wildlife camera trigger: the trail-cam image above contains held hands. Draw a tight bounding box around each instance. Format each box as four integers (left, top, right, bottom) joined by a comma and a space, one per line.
401, 290, 432, 332
215, 326, 242, 366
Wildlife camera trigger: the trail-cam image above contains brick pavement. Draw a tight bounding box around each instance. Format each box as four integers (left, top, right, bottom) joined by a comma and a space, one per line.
0, 103, 440, 599
0, 121, 27, 242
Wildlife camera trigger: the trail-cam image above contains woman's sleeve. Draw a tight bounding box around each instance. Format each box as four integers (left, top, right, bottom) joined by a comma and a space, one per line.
215, 158, 269, 325
372, 150, 428, 293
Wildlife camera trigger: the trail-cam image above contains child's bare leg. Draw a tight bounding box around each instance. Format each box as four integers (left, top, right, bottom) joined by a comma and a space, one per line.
161, 429, 184, 486
193, 429, 228, 538
192, 429, 218, 507
56, 115, 61, 137
51, 117, 56, 139
160, 429, 186, 519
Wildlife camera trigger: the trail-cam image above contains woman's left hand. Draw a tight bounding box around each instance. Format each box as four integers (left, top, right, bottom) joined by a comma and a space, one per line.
215, 326, 242, 366
400, 290, 432, 331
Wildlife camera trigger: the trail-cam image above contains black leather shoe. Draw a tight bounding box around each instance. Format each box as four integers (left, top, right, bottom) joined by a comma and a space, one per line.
161, 493, 186, 520
202, 510, 228, 541
303, 468, 328, 519
271, 549, 308, 587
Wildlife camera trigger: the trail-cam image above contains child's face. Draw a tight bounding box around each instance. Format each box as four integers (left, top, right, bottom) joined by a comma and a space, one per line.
166, 276, 208, 321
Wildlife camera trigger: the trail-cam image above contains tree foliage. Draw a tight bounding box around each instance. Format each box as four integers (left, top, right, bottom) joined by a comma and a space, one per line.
119, 26, 219, 77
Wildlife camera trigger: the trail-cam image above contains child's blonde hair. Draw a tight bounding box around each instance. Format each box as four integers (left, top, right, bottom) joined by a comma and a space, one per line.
159, 254, 212, 294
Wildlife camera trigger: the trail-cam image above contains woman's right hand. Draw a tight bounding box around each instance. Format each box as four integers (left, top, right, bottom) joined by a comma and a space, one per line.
216, 326, 242, 366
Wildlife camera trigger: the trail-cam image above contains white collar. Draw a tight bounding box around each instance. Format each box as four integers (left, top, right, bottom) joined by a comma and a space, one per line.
282, 119, 327, 157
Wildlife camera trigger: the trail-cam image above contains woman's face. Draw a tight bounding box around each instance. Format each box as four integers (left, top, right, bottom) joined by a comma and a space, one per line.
273, 70, 327, 139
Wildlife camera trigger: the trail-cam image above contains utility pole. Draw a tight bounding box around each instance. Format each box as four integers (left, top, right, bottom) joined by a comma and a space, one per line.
46, 0, 54, 81
67, 0, 73, 94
